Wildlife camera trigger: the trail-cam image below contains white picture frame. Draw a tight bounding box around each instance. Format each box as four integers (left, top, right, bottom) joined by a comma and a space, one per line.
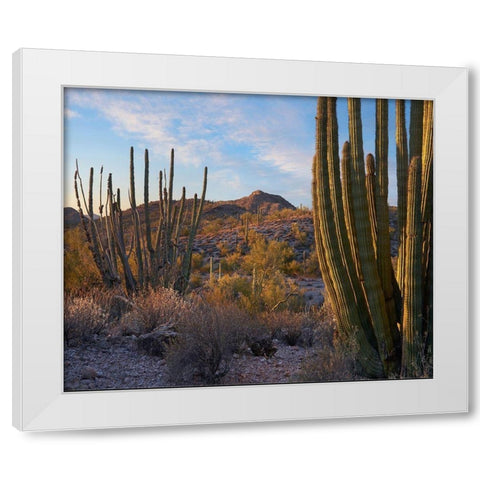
12, 48, 468, 431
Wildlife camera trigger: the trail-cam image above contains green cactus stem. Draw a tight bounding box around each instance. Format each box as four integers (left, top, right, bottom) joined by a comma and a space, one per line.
401, 156, 424, 377
314, 98, 384, 377
365, 153, 377, 255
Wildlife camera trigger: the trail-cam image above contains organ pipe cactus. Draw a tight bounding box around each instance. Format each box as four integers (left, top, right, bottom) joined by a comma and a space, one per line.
395, 99, 409, 296
75, 147, 207, 295
365, 153, 377, 254
401, 156, 423, 376
312, 96, 433, 378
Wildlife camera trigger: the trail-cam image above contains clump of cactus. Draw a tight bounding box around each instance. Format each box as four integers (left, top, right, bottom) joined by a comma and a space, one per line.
74, 147, 207, 295
312, 96, 433, 378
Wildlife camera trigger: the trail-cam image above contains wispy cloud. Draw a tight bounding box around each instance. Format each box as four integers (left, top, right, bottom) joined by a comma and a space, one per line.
64, 108, 81, 119
66, 88, 315, 172
65, 88, 317, 206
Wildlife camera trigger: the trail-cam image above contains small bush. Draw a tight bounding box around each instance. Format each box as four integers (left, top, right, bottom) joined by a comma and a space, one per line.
189, 272, 203, 289
303, 251, 320, 276
127, 287, 192, 334
64, 295, 106, 345
291, 222, 308, 246
165, 303, 248, 385
206, 273, 251, 305
260, 311, 319, 347
293, 306, 367, 382
243, 236, 296, 277
112, 288, 192, 336
190, 252, 204, 272
216, 241, 230, 257
220, 251, 243, 273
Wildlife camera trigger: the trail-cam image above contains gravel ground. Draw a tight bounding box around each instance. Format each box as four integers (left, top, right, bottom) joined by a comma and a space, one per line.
64, 335, 309, 392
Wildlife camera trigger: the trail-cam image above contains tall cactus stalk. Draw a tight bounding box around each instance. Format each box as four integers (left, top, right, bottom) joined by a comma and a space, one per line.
129, 146, 144, 288
341, 142, 361, 281
375, 100, 400, 348
312, 96, 433, 379
313, 98, 383, 376
420, 100, 434, 355
365, 153, 377, 255
409, 100, 424, 159
347, 98, 397, 374
395, 99, 409, 296
401, 157, 424, 377
75, 147, 207, 295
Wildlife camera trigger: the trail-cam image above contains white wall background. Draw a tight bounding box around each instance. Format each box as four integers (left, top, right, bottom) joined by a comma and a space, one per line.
1, 1, 477, 478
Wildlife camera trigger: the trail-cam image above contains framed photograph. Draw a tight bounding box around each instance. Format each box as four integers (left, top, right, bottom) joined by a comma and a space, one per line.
13, 49, 468, 431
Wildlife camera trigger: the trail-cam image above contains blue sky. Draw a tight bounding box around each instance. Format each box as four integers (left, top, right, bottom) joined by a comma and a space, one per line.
64, 88, 410, 211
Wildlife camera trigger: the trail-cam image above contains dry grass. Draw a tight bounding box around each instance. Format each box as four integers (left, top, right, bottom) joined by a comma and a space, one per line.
165, 302, 249, 385
292, 304, 368, 383
112, 287, 193, 335
64, 295, 107, 345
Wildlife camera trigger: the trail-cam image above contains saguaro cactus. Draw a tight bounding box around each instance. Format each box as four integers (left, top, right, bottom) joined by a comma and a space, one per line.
75, 147, 207, 295
312, 96, 433, 378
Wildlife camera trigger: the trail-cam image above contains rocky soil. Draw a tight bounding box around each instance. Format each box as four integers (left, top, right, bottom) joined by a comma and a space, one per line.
64, 335, 309, 392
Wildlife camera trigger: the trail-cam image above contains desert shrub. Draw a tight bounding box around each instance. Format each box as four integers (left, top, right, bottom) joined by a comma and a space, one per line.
243, 236, 296, 277
205, 273, 251, 305
200, 218, 225, 235
220, 251, 243, 273
264, 208, 298, 221
189, 272, 203, 289
260, 311, 319, 347
216, 241, 231, 257
294, 340, 365, 383
282, 259, 303, 276
116, 287, 192, 335
253, 271, 304, 313
165, 303, 248, 385
293, 306, 368, 382
64, 295, 107, 345
205, 269, 304, 314
291, 222, 308, 246
190, 252, 204, 272
64, 227, 103, 293
303, 250, 320, 276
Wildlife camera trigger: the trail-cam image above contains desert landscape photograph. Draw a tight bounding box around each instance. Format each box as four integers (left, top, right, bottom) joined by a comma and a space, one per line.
63, 88, 433, 391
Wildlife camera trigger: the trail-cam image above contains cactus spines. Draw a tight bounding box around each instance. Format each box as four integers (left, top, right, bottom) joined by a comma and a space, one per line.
401, 156, 424, 377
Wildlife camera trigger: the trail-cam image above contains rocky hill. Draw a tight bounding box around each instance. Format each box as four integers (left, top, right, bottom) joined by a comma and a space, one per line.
203, 190, 295, 219
65, 190, 296, 227
64, 207, 81, 228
